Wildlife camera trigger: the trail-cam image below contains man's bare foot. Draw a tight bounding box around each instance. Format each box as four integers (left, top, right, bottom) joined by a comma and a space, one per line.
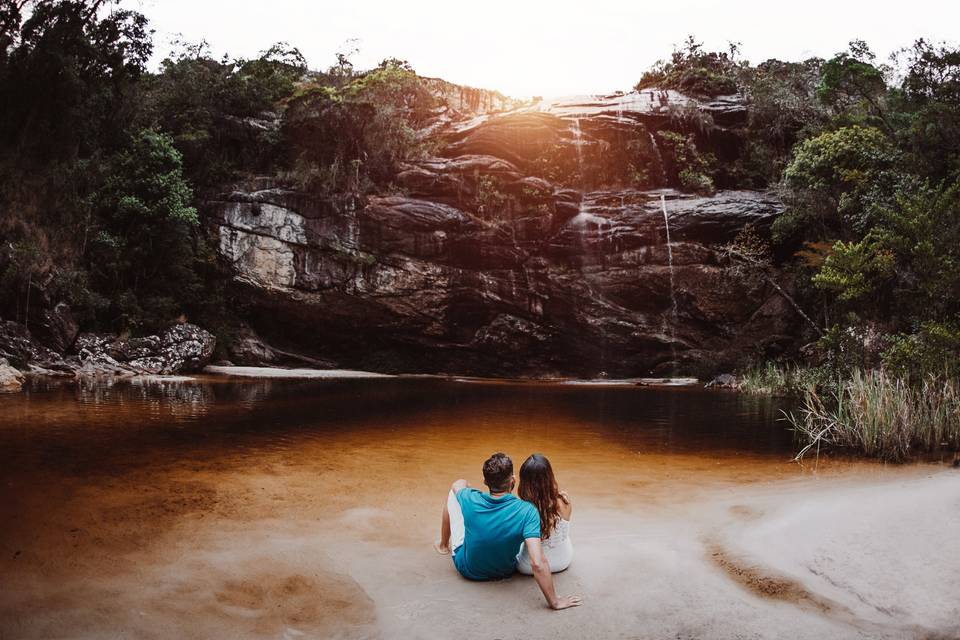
433, 540, 451, 555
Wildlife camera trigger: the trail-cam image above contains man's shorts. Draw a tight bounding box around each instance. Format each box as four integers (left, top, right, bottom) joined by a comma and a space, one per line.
447, 489, 465, 552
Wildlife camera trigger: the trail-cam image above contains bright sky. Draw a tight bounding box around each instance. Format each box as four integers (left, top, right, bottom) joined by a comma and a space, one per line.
125, 0, 958, 98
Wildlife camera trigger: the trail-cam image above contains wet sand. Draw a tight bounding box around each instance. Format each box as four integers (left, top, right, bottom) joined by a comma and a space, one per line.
0, 378, 957, 639
203, 366, 393, 379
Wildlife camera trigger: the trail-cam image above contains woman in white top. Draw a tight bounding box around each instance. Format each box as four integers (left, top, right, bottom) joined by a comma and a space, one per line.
515, 453, 573, 574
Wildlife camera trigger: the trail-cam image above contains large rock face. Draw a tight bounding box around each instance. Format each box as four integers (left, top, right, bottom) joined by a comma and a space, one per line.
210, 91, 801, 377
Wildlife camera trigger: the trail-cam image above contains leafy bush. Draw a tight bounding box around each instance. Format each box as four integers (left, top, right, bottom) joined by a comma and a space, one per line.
283, 59, 436, 193
636, 37, 742, 97
678, 169, 715, 195
476, 175, 509, 220
812, 238, 896, 301
882, 323, 960, 379
816, 321, 891, 371
656, 130, 717, 194
725, 223, 772, 265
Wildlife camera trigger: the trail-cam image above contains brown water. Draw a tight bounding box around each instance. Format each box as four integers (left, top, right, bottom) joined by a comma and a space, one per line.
1, 376, 951, 639
0, 376, 795, 472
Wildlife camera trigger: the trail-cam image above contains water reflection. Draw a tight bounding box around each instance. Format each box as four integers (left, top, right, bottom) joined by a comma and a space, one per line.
0, 377, 796, 478
76, 376, 217, 420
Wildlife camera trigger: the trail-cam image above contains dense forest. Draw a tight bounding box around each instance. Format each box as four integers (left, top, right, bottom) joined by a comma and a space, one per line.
0, 0, 443, 338
2, 3, 960, 411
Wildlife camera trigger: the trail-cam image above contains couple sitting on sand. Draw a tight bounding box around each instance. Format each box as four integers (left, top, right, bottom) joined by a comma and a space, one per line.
435, 452, 582, 610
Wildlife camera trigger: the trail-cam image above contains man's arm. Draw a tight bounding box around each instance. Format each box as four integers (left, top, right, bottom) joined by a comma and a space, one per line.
523, 537, 582, 610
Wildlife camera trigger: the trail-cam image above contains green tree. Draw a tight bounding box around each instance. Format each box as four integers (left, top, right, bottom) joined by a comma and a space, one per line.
894, 39, 960, 181
817, 40, 892, 131
800, 177, 960, 371
636, 36, 742, 97
735, 58, 827, 184
87, 130, 201, 331
776, 125, 900, 243
0, 0, 151, 163
283, 59, 436, 193
0, 0, 155, 328
140, 40, 306, 190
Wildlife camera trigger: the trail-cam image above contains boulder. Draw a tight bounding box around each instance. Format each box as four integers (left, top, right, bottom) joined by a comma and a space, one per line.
33, 302, 79, 353
0, 320, 72, 372
228, 325, 280, 365
71, 324, 215, 375
77, 324, 215, 374
705, 373, 738, 389
0, 357, 24, 392
157, 323, 216, 372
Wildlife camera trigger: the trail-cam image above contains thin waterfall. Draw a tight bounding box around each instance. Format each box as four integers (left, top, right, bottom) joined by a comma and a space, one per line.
661, 194, 679, 373
572, 116, 606, 375
345, 196, 359, 250
568, 118, 608, 229
570, 117, 590, 224
571, 117, 585, 185
648, 131, 665, 183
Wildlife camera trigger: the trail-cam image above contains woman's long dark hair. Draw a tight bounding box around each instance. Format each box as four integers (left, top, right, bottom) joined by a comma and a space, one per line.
518, 453, 560, 539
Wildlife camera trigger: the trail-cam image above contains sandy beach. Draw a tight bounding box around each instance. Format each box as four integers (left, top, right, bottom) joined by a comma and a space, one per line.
202, 366, 394, 379
3, 453, 957, 639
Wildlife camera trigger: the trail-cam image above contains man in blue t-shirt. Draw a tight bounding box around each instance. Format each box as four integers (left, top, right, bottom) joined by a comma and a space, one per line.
435, 452, 582, 610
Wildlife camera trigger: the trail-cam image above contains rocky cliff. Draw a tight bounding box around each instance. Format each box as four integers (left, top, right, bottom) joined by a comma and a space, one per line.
210, 91, 801, 377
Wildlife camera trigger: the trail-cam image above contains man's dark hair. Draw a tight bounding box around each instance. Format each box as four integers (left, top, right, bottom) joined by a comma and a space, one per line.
482, 452, 514, 493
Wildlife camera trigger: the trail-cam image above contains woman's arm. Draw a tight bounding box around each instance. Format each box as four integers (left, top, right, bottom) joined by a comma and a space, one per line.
558, 490, 573, 520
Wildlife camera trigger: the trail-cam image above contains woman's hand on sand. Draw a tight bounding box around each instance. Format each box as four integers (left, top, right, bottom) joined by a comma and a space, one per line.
551, 595, 582, 610
433, 540, 451, 555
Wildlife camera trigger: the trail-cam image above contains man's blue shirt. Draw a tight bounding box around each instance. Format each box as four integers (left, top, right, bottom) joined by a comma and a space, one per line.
453, 488, 541, 580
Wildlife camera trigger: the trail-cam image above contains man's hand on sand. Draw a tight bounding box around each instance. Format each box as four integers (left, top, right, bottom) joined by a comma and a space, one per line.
433, 540, 451, 555
551, 595, 582, 610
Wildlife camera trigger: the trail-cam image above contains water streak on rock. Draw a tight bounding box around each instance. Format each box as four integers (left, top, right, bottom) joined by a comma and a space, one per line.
662, 194, 679, 374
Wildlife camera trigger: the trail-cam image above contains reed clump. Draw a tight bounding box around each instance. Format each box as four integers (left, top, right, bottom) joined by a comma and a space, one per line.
787, 370, 960, 462
738, 362, 834, 397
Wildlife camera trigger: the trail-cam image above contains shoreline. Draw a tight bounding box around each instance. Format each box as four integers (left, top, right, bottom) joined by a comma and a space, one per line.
12, 364, 706, 387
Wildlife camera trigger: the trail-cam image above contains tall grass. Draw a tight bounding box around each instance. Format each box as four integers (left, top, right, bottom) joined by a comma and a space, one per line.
786, 370, 960, 462
738, 362, 834, 396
